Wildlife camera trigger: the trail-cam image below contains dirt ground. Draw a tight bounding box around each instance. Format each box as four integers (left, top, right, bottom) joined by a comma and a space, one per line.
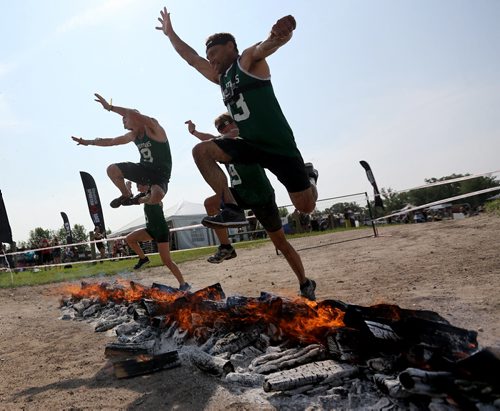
0, 213, 499, 410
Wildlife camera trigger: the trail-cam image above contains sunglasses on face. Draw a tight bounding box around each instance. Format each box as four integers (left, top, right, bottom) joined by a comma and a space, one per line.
216, 120, 233, 132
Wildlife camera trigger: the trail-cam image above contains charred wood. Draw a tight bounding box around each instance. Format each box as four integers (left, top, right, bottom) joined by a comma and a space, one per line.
210, 328, 261, 355
113, 350, 180, 379
398, 368, 453, 397
94, 316, 129, 332
104, 342, 154, 360
263, 360, 355, 392
454, 346, 500, 388
225, 372, 265, 387
189, 348, 234, 377
326, 328, 368, 362
151, 282, 178, 294
252, 344, 326, 375
373, 374, 411, 399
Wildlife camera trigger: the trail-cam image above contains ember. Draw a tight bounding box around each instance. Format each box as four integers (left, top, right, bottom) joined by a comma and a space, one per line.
59, 280, 500, 409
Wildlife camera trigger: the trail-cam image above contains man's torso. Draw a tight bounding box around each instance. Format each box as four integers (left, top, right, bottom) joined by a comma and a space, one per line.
220, 59, 300, 157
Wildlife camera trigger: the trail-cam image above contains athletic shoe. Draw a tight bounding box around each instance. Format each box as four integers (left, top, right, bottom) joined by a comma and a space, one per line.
121, 193, 145, 206
179, 282, 192, 292
201, 206, 248, 229
299, 278, 317, 301
304, 162, 319, 185
133, 256, 150, 270
207, 245, 237, 264
110, 194, 133, 209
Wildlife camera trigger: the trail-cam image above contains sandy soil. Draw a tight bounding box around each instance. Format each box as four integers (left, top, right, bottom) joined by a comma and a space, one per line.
0, 213, 499, 410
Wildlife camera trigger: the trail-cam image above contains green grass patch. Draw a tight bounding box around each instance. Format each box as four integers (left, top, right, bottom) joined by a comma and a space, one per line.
485, 199, 500, 216
1, 226, 371, 288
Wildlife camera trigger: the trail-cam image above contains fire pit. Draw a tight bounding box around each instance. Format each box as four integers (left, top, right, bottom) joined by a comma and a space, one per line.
59, 280, 500, 409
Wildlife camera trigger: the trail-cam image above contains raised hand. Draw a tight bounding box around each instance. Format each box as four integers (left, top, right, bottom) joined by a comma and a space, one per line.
185, 120, 196, 135
156, 7, 173, 37
71, 136, 88, 146
94, 93, 112, 111
271, 15, 296, 39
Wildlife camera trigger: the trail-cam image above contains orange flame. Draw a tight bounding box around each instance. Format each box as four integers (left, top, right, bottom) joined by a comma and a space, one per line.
61, 282, 345, 344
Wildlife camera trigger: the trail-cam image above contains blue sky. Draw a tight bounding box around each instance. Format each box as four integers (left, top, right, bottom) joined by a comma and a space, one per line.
1, 0, 499, 242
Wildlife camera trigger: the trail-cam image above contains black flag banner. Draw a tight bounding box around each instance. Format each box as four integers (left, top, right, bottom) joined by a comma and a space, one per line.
80, 171, 106, 232
60, 212, 74, 244
0, 190, 13, 243
359, 160, 384, 209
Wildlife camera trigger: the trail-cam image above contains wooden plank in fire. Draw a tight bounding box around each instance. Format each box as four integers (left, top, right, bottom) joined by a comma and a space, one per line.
140, 283, 226, 317
113, 350, 180, 379
210, 328, 261, 355
189, 348, 235, 377
263, 360, 357, 392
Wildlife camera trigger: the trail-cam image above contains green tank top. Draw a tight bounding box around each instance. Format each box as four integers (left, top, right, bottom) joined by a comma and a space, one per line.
144, 203, 168, 238
135, 133, 172, 180
220, 58, 300, 157
226, 163, 274, 207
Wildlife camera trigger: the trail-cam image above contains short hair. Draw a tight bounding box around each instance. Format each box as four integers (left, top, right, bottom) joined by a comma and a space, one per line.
206, 33, 238, 53
214, 112, 234, 127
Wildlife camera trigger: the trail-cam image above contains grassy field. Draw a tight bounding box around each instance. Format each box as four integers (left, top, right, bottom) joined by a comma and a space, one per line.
1, 226, 371, 288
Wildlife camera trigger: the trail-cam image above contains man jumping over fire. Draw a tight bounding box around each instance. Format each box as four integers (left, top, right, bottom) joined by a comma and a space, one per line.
72, 93, 172, 209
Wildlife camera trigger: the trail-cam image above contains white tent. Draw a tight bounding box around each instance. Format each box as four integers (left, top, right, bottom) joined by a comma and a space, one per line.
110, 200, 217, 250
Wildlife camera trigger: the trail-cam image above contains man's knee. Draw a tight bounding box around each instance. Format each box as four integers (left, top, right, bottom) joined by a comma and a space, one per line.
192, 141, 231, 163
107, 164, 122, 178
291, 188, 316, 213
149, 187, 165, 204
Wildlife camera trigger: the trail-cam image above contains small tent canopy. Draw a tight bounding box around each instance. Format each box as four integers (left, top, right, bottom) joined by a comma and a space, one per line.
109, 200, 216, 250
426, 203, 453, 211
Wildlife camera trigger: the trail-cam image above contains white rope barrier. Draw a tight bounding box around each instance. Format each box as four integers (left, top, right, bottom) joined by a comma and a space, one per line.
376, 186, 500, 220
392, 169, 500, 194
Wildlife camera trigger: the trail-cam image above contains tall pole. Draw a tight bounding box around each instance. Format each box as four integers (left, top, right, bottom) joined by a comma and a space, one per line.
365, 192, 378, 237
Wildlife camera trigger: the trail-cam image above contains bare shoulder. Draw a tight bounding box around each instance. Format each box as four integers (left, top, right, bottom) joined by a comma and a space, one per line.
145, 117, 168, 142
240, 44, 271, 77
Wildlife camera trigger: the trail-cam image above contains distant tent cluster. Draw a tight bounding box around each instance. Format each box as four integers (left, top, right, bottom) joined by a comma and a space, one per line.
109, 200, 216, 250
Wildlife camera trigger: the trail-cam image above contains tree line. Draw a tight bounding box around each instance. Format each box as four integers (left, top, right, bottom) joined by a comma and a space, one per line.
14, 173, 500, 248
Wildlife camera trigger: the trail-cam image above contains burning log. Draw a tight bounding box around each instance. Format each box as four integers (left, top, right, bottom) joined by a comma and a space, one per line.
326, 328, 367, 362
113, 350, 180, 379
251, 344, 326, 375
151, 282, 178, 294
263, 360, 357, 392
189, 348, 234, 377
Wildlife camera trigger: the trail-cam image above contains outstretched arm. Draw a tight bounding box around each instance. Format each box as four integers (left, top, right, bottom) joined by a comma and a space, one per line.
240, 15, 296, 73
156, 7, 218, 84
185, 120, 217, 141
94, 93, 167, 143
71, 132, 135, 147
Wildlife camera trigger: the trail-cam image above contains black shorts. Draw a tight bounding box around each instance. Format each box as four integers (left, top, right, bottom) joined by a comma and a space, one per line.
212, 138, 310, 193
95, 241, 105, 251
231, 190, 282, 233
116, 162, 169, 193
146, 228, 170, 244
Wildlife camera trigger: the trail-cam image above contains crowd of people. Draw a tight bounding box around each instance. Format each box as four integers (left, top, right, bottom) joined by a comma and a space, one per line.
69, 7, 319, 299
